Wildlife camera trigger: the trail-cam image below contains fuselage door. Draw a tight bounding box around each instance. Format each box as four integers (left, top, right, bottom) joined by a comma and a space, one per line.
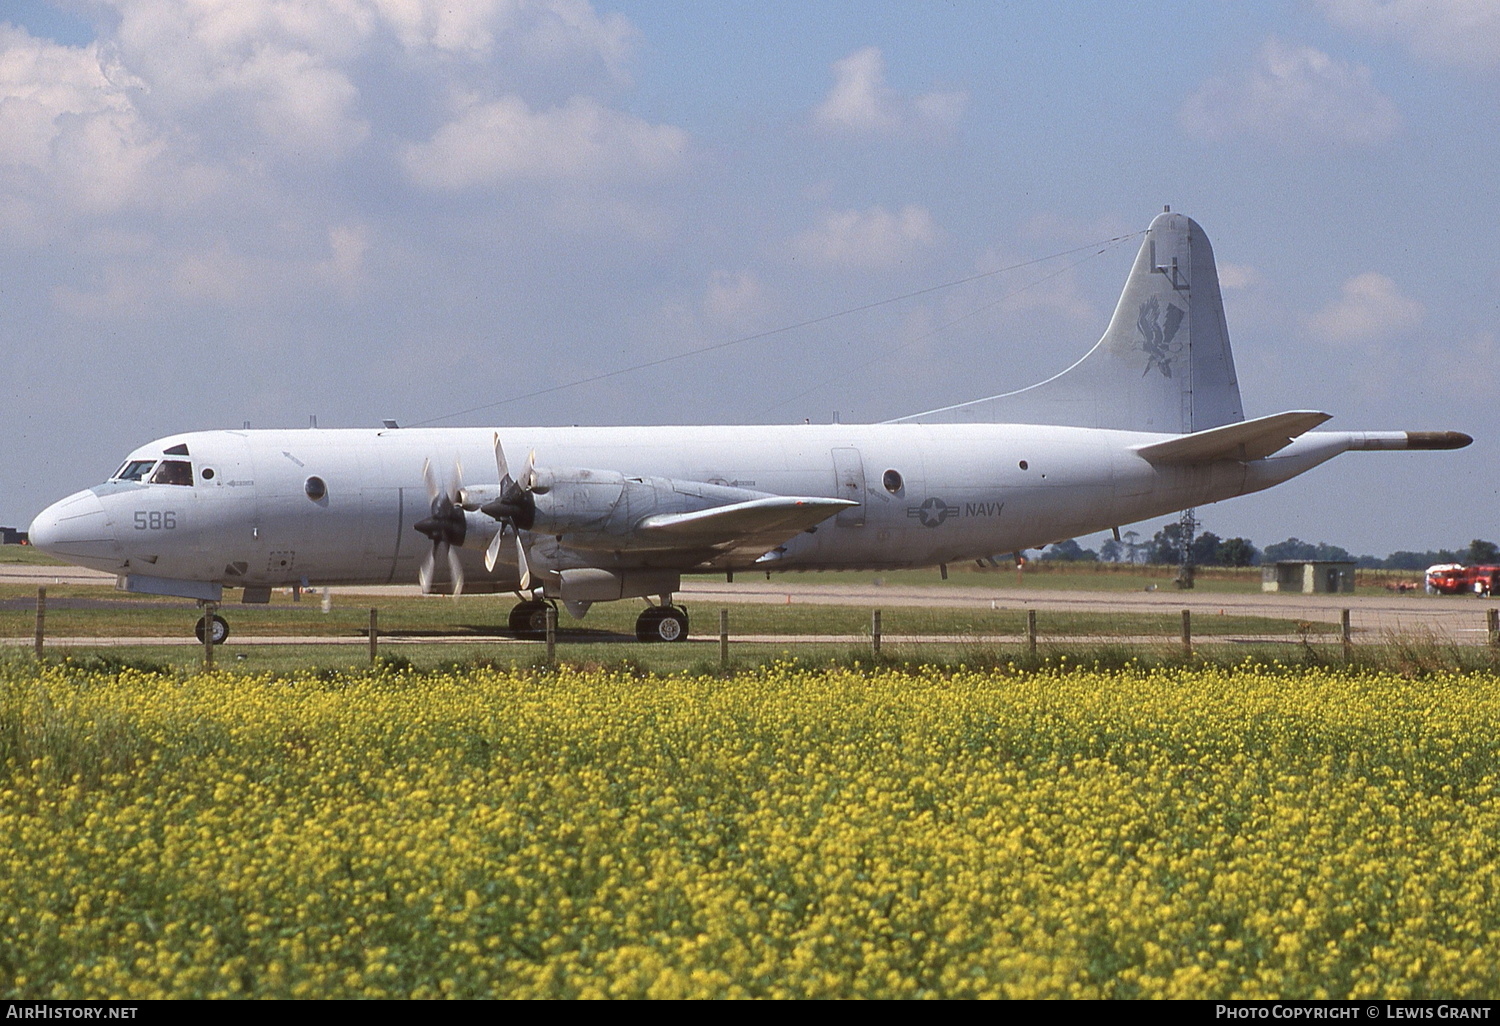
830, 447, 866, 528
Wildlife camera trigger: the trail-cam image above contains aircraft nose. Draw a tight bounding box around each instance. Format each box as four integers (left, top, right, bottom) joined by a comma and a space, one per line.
28, 489, 120, 566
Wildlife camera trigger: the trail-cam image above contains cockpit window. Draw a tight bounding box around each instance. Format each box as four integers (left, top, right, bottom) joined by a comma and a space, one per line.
148, 460, 194, 486
114, 460, 157, 482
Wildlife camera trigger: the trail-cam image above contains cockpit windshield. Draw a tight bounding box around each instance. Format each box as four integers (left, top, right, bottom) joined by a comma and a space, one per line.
148, 460, 194, 486
114, 460, 157, 482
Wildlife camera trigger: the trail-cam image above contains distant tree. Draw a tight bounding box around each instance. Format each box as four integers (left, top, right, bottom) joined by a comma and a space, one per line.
1468, 539, 1500, 564
1382, 551, 1429, 570
1122, 530, 1142, 564
1042, 539, 1098, 562
1381, 549, 1463, 570
1147, 523, 1185, 565
1191, 531, 1223, 566
1216, 537, 1258, 567
1099, 538, 1125, 563
1262, 538, 1355, 563
1263, 538, 1314, 562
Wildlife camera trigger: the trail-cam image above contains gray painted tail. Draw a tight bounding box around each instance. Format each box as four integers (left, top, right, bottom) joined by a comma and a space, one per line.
892, 211, 1244, 433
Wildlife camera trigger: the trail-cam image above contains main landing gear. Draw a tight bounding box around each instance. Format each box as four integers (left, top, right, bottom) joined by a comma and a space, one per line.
508, 599, 553, 637
195, 613, 230, 645
506, 598, 689, 642
635, 604, 688, 643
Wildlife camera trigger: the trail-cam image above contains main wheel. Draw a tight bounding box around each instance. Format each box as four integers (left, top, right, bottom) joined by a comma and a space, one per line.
636, 606, 688, 643
194, 614, 230, 645
508, 600, 552, 637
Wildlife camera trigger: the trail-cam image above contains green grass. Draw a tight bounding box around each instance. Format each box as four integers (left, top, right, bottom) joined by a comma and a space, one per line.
25, 625, 1495, 680
1, 581, 1334, 642
0, 545, 65, 565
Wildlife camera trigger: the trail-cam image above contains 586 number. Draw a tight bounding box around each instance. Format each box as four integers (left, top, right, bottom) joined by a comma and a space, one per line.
133, 511, 177, 530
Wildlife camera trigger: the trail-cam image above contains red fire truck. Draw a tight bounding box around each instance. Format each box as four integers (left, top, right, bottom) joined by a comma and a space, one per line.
1426, 564, 1500, 595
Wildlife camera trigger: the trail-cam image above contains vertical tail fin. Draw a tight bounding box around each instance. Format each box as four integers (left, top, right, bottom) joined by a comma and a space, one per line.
892, 210, 1244, 433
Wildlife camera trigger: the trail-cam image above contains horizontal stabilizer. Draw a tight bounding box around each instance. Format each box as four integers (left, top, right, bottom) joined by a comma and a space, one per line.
1134, 410, 1332, 465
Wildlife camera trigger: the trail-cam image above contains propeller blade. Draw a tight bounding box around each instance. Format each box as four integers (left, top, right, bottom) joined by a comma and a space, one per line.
493, 432, 510, 483
453, 457, 467, 508
418, 546, 435, 594
522, 449, 537, 492
516, 533, 532, 592
422, 458, 441, 503
448, 545, 464, 601
485, 527, 504, 573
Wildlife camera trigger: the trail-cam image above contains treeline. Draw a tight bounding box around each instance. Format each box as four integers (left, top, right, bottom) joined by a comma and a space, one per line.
1042, 527, 1500, 570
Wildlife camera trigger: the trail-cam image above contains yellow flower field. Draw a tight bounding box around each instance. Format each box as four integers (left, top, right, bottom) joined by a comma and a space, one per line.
1, 657, 1497, 999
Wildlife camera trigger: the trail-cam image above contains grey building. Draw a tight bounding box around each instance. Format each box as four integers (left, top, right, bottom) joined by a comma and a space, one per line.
1261, 560, 1357, 594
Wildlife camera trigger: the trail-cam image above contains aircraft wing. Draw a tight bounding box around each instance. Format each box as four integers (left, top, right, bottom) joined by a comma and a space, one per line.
636, 495, 856, 561
1134, 411, 1332, 464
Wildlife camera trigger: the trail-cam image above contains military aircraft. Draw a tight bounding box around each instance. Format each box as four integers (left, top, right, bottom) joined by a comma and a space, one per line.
28, 209, 1470, 643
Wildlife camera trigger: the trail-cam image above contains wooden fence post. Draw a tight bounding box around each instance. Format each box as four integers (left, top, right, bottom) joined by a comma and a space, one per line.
1027, 608, 1037, 656
545, 605, 556, 663
33, 586, 45, 659
369, 608, 379, 664
1488, 607, 1498, 649
202, 601, 216, 670
719, 608, 729, 668
1181, 609, 1192, 658
871, 609, 882, 655
1341, 609, 1352, 661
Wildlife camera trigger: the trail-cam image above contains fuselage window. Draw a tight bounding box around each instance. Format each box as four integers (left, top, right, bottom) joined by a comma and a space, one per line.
149, 460, 194, 486
115, 460, 157, 482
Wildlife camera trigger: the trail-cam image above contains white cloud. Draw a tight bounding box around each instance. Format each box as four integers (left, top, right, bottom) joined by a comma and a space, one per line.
0, 25, 165, 214
91, 0, 636, 163
1306, 272, 1423, 343
965, 246, 1095, 327
101, 0, 371, 161
1216, 263, 1265, 291
1318, 0, 1500, 70
791, 206, 939, 269
812, 47, 965, 137
374, 0, 635, 68
702, 270, 765, 327
402, 94, 687, 188
1179, 38, 1401, 147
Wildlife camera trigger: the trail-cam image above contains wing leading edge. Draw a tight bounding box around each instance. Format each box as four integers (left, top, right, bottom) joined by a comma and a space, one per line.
636, 495, 856, 562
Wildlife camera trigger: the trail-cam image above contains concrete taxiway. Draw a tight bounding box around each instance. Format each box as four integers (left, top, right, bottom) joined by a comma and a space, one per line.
4, 561, 1495, 644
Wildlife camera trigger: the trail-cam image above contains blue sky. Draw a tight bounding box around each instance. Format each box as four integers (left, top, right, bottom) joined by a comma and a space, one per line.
3, 0, 1497, 558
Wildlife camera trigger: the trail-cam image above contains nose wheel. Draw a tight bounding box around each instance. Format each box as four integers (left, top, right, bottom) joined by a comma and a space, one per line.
195, 614, 230, 645
636, 605, 688, 643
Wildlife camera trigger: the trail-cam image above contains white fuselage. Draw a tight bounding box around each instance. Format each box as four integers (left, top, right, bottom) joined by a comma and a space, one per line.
31, 422, 1347, 596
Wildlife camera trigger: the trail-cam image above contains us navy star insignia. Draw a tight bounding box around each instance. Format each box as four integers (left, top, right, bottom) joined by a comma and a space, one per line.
907, 497, 959, 528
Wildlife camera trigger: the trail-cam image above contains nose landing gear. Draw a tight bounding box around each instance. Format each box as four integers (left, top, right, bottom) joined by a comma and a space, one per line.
195, 613, 230, 645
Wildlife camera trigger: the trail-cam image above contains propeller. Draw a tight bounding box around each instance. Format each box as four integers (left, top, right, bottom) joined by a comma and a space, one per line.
480, 434, 538, 590
413, 457, 467, 599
